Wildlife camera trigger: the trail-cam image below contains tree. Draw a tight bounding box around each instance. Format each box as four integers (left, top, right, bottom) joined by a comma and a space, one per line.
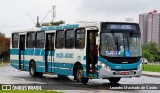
0, 32, 10, 56
142, 42, 160, 62
41, 20, 65, 26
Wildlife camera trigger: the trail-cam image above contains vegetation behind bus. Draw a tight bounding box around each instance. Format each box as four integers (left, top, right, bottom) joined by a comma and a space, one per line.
142, 42, 160, 62
41, 20, 65, 26
0, 32, 10, 63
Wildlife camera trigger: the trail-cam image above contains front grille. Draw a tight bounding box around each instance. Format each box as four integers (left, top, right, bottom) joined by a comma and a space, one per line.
111, 68, 137, 71
100, 56, 141, 64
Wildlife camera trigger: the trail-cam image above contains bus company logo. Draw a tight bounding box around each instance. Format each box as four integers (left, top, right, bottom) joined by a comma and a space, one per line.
2, 85, 12, 90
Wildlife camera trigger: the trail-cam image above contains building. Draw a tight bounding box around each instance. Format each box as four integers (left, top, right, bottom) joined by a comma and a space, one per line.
139, 10, 160, 47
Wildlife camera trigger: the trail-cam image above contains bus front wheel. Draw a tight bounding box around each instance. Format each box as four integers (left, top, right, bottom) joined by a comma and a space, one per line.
75, 66, 89, 84
29, 62, 43, 77
108, 78, 121, 84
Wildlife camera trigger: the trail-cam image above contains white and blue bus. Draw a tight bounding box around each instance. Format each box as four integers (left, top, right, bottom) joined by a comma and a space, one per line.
10, 22, 142, 84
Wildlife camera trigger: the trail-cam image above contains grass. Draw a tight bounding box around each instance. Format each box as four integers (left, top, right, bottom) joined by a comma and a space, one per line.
142, 64, 160, 72
0, 90, 64, 93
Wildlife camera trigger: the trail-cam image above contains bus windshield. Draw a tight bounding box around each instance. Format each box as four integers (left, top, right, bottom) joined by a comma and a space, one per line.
100, 32, 141, 57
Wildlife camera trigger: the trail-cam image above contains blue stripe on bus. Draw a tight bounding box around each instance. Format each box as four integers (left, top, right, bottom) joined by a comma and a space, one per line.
40, 24, 79, 31
34, 49, 42, 56
10, 49, 53, 56
37, 67, 45, 72
36, 61, 45, 66
11, 64, 19, 69
54, 62, 74, 68
54, 68, 73, 76
10, 59, 86, 76
63, 24, 79, 29
25, 49, 35, 55
55, 26, 63, 30
10, 49, 19, 55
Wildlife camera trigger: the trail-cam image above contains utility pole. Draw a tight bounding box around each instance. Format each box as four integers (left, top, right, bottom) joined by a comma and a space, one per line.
36, 16, 40, 27
52, 5, 56, 22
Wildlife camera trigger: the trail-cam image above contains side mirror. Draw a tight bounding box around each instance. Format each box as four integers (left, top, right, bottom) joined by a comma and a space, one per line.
96, 36, 100, 49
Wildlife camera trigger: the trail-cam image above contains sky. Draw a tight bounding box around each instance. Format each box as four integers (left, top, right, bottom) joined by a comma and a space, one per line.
0, 0, 160, 37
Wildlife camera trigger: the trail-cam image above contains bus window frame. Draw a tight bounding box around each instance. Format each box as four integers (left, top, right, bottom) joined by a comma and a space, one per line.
55, 30, 65, 49
12, 33, 19, 48
65, 29, 75, 49
75, 28, 86, 49
35, 31, 45, 49
26, 31, 35, 48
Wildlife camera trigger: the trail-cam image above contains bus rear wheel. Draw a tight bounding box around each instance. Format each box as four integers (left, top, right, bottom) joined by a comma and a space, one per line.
108, 78, 121, 84
75, 66, 89, 84
29, 62, 43, 77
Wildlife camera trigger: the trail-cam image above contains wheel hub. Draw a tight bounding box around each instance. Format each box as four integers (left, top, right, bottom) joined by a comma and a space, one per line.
77, 70, 83, 81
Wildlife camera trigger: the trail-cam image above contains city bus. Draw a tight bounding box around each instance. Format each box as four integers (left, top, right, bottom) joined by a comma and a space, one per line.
10, 22, 142, 84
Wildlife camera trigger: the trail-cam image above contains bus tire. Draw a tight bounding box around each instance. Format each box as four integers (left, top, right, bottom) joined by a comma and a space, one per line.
29, 62, 43, 77
75, 65, 89, 84
108, 78, 121, 84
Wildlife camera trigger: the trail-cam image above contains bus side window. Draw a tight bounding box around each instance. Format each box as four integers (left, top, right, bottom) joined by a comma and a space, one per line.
65, 29, 75, 48
75, 29, 85, 48
55, 30, 64, 48
12, 33, 19, 48
36, 32, 45, 48
26, 32, 35, 48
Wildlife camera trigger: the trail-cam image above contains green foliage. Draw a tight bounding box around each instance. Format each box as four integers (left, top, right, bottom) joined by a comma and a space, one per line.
0, 32, 10, 55
142, 64, 160, 72
41, 20, 65, 26
142, 42, 160, 62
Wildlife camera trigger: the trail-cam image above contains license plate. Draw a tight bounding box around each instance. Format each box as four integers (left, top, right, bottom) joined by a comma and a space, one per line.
121, 71, 129, 75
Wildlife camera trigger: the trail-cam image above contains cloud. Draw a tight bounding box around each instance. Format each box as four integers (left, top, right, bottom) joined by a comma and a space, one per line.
78, 0, 160, 14
1, 0, 160, 37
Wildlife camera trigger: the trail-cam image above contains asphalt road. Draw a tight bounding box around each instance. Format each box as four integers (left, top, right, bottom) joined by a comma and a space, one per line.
0, 64, 160, 93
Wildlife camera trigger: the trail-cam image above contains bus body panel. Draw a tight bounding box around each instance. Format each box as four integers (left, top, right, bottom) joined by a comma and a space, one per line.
10, 22, 142, 81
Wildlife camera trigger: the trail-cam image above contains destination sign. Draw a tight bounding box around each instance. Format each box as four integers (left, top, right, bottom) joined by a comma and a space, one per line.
101, 23, 138, 31
110, 25, 132, 30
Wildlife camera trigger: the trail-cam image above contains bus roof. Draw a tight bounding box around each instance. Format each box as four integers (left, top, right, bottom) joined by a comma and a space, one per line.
11, 22, 139, 33
12, 27, 40, 33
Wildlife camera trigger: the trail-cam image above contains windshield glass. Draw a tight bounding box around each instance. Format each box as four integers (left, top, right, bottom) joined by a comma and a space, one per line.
100, 32, 141, 57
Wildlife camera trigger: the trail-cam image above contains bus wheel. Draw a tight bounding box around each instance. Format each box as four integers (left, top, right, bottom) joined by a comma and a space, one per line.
29, 62, 43, 77
76, 66, 89, 84
108, 78, 121, 84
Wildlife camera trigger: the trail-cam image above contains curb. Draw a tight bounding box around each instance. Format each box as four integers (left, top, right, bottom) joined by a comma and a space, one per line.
142, 72, 160, 78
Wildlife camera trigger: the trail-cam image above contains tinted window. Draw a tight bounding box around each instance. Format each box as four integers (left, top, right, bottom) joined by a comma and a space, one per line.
65, 30, 75, 48
47, 34, 54, 50
56, 31, 64, 48
75, 29, 85, 48
36, 32, 45, 48
27, 32, 35, 48
12, 33, 19, 48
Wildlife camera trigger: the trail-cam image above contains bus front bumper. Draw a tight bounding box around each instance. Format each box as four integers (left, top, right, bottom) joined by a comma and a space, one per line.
99, 67, 142, 78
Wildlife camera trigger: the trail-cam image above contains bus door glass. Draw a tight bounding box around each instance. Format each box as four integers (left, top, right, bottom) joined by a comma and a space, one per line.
19, 35, 25, 70
87, 30, 98, 76
45, 33, 54, 72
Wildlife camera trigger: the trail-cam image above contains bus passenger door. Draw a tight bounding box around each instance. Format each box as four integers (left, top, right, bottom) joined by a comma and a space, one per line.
19, 35, 25, 70
86, 30, 98, 77
45, 33, 55, 73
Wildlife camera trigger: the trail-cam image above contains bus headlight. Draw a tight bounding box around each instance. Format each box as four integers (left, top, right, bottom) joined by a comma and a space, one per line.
101, 63, 111, 70
138, 63, 142, 69
101, 63, 106, 67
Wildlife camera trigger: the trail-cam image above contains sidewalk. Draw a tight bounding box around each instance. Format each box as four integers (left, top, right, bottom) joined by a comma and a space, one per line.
142, 71, 160, 78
